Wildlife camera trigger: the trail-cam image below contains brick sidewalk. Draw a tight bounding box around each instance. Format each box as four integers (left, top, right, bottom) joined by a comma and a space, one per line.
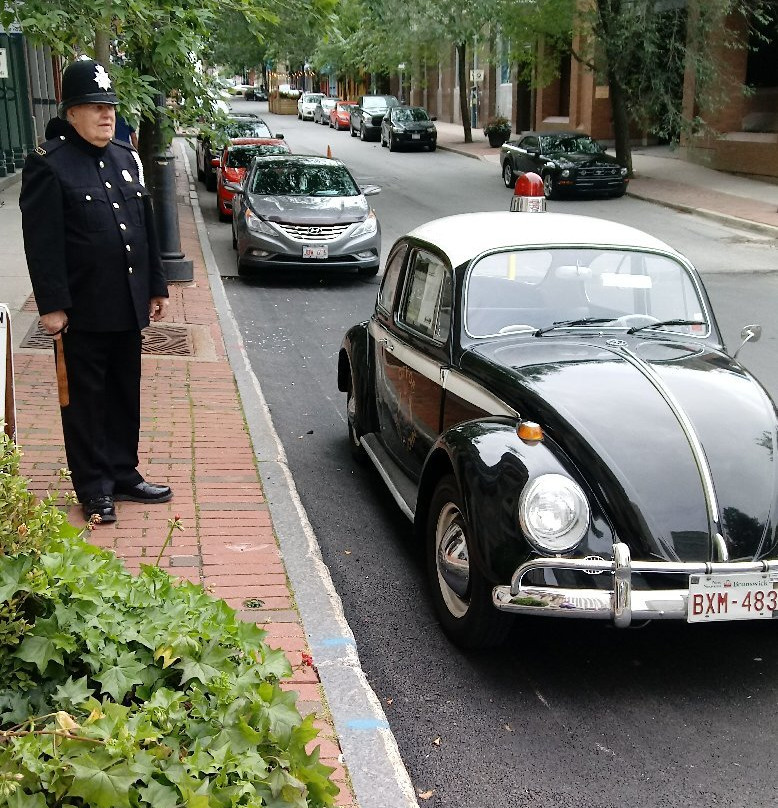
14, 160, 356, 807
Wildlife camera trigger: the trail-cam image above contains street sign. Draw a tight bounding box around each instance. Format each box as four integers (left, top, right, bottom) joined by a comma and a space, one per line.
470, 69, 484, 83
0, 49, 8, 79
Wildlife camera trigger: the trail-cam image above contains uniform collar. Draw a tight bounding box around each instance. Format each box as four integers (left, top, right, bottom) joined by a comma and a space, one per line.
67, 127, 110, 158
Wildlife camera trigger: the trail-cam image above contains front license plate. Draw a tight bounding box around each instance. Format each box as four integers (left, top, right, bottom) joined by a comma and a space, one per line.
412, 133, 421, 140
302, 245, 328, 259
687, 572, 778, 622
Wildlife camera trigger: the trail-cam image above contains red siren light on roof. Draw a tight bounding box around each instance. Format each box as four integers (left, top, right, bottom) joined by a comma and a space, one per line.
510, 171, 546, 213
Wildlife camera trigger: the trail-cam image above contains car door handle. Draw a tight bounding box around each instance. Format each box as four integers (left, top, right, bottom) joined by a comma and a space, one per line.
378, 337, 395, 352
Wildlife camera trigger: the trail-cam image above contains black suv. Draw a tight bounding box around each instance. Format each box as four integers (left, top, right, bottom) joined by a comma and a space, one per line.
350, 95, 399, 142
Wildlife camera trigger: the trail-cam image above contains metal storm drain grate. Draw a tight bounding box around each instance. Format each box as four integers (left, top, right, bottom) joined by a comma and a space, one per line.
20, 321, 195, 357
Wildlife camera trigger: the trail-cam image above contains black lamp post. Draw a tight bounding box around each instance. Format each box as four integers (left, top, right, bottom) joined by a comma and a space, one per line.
149, 92, 193, 282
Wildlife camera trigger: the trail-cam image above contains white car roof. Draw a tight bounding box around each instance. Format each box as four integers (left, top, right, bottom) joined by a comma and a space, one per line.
406, 212, 681, 269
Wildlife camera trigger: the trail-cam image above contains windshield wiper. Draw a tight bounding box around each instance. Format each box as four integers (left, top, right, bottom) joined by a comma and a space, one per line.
535, 317, 616, 336
627, 319, 702, 334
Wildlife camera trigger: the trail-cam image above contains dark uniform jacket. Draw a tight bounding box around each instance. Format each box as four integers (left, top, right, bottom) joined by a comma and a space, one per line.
19, 128, 168, 331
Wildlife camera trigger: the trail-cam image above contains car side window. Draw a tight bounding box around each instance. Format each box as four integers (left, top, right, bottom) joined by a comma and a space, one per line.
520, 136, 538, 151
377, 246, 408, 313
399, 250, 452, 343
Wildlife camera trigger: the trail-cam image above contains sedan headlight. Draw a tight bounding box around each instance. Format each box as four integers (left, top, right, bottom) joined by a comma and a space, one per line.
245, 209, 275, 236
350, 210, 377, 238
561, 169, 571, 177
519, 474, 589, 553
393, 125, 406, 133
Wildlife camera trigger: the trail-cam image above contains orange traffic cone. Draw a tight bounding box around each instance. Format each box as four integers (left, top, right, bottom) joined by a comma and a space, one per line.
326, 145, 332, 159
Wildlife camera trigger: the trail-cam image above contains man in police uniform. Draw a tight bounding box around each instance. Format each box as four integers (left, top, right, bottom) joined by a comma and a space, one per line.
20, 59, 172, 523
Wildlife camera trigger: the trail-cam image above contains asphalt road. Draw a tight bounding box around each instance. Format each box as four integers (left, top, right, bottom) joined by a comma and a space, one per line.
187, 102, 778, 808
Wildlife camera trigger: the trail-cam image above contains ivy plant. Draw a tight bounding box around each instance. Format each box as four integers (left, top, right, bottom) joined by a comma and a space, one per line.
0, 432, 338, 807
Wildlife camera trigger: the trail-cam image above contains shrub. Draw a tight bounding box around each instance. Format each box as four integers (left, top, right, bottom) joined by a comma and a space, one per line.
483, 116, 511, 137
0, 431, 338, 807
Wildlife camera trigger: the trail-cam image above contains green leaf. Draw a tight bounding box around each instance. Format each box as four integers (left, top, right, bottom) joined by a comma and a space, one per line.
14, 634, 64, 673
54, 675, 95, 707
94, 651, 146, 701
5, 792, 48, 808
0, 556, 33, 601
137, 778, 180, 808
256, 646, 292, 681
67, 757, 137, 808
178, 639, 233, 685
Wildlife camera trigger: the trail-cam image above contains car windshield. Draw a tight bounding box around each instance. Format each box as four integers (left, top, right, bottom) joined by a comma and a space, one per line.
225, 121, 272, 138
465, 248, 708, 338
249, 161, 360, 197
303, 94, 324, 103
393, 108, 430, 122
337, 103, 356, 113
227, 145, 289, 167
364, 97, 396, 110
320, 99, 338, 110
541, 135, 603, 154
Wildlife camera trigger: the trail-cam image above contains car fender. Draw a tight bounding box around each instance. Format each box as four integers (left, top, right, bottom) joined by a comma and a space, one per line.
415, 418, 615, 584
338, 322, 377, 436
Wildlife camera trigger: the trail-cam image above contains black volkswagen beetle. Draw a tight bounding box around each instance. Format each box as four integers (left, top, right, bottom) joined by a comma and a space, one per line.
501, 131, 628, 199
338, 209, 777, 648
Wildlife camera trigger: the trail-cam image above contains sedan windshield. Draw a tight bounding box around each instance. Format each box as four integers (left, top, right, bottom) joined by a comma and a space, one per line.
249, 161, 360, 197
225, 121, 272, 138
393, 108, 430, 122
542, 135, 603, 154
465, 248, 708, 338
227, 145, 289, 167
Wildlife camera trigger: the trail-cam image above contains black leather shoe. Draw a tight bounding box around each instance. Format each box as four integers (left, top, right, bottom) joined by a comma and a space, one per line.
82, 496, 116, 524
114, 481, 173, 503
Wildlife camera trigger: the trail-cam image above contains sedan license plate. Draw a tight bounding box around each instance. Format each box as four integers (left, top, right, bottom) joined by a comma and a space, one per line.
412, 133, 421, 140
302, 245, 328, 260
687, 572, 778, 622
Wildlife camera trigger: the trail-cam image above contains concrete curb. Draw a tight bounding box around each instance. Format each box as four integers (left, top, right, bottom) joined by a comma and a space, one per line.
626, 190, 778, 238
178, 141, 421, 808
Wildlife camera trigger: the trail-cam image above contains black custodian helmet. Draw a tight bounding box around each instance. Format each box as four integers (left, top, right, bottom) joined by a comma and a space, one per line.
60, 59, 120, 111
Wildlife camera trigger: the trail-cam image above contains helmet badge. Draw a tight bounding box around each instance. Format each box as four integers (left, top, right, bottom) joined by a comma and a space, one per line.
94, 64, 112, 91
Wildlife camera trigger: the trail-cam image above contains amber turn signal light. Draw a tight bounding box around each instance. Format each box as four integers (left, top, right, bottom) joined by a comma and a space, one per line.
518, 421, 543, 441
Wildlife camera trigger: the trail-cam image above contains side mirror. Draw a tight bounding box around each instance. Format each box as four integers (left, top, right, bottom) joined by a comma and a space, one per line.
274, 133, 284, 139
733, 323, 762, 359
360, 184, 381, 196
223, 181, 243, 194
431, 116, 437, 121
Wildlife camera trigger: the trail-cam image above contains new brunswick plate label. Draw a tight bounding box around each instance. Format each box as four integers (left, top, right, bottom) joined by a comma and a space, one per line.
687, 572, 778, 622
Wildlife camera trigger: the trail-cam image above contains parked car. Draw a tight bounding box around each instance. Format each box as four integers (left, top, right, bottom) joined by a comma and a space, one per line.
214, 138, 291, 222
330, 101, 357, 130
314, 97, 339, 125
298, 92, 325, 120
196, 116, 281, 192
337, 207, 777, 649
500, 131, 628, 199
350, 94, 399, 141
380, 106, 437, 151
228, 155, 381, 276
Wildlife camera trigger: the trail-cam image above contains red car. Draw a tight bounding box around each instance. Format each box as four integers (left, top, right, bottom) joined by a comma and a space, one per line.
329, 101, 357, 131
215, 138, 291, 221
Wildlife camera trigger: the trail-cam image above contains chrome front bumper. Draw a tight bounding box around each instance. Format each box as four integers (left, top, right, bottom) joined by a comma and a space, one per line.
492, 542, 778, 627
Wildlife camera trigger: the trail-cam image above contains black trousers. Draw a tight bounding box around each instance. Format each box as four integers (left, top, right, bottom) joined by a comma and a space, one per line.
55, 329, 143, 502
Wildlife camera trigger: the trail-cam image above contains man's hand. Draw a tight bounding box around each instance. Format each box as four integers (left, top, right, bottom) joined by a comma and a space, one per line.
149, 297, 169, 322
40, 310, 68, 340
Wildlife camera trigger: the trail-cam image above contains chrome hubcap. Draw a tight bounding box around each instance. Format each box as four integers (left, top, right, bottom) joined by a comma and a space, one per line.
436, 502, 471, 617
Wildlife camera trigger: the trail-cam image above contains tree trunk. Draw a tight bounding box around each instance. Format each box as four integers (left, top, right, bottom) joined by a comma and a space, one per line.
608, 73, 632, 177
457, 41, 471, 143
94, 30, 110, 66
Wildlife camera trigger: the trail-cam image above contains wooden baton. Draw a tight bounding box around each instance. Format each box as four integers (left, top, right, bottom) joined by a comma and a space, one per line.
55, 338, 69, 407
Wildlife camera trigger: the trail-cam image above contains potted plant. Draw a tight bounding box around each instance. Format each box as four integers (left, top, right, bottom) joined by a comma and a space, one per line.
483, 116, 511, 147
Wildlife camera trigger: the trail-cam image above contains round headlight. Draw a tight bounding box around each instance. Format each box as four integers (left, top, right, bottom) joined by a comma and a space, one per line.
561, 169, 570, 177
519, 474, 589, 553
